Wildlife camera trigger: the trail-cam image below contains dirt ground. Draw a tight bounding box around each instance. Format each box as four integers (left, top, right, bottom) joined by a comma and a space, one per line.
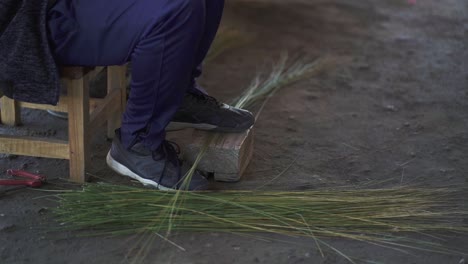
1, 0, 467, 263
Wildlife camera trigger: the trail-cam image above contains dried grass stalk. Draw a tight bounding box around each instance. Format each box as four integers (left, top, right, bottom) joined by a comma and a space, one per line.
55, 184, 468, 257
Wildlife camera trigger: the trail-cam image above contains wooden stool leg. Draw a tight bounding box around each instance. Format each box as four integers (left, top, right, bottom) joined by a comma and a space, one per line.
0, 97, 21, 126
67, 75, 90, 183
106, 65, 127, 138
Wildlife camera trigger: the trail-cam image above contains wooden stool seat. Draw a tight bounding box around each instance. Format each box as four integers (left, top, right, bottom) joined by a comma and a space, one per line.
0, 65, 127, 183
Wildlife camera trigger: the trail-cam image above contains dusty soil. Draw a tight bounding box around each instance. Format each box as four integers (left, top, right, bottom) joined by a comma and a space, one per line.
1, 0, 467, 263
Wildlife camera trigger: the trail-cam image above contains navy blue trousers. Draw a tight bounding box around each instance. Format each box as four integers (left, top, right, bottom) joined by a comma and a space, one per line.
47, 0, 224, 150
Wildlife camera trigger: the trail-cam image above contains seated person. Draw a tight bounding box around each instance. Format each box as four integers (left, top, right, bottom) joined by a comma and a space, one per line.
0, 0, 254, 190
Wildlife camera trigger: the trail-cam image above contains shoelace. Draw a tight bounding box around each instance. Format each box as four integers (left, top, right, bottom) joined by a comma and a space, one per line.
153, 140, 180, 166
189, 92, 222, 107
152, 140, 182, 187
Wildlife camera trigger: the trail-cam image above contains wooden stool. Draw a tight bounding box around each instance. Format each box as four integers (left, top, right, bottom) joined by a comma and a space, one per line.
0, 65, 127, 183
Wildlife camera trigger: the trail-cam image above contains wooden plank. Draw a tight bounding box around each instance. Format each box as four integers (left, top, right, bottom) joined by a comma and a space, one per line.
106, 65, 127, 138
87, 66, 106, 80
19, 97, 101, 114
89, 89, 120, 133
180, 128, 254, 182
0, 134, 69, 159
0, 97, 21, 126
19, 100, 69, 112
66, 75, 90, 183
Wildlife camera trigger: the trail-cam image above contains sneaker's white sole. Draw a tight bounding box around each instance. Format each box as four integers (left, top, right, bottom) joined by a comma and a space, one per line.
47, 110, 68, 119
106, 152, 174, 191
165, 122, 217, 131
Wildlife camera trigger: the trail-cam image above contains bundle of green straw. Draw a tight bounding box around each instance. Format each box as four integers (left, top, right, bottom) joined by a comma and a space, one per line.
55, 184, 467, 257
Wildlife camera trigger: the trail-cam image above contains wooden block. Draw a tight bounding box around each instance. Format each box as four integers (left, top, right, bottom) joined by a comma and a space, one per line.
177, 128, 254, 182
166, 129, 196, 147
0, 96, 21, 126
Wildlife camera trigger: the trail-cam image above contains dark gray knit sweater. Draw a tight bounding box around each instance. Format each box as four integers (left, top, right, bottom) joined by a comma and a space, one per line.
0, 0, 60, 105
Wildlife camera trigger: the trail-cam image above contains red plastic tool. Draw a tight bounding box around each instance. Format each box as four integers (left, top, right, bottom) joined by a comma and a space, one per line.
0, 169, 46, 188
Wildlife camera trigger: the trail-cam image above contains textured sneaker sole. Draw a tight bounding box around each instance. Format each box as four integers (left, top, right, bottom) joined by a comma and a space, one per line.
166, 122, 217, 131
106, 151, 174, 191
166, 121, 250, 133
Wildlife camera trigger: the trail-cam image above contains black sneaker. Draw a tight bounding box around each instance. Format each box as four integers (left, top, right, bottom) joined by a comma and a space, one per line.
166, 92, 255, 132
106, 130, 209, 191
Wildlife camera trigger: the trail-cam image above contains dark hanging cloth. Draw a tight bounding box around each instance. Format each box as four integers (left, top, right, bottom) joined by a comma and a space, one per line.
0, 0, 61, 105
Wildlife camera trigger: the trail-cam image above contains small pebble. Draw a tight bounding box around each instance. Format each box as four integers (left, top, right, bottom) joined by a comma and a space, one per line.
36, 208, 48, 215
357, 64, 370, 71
312, 174, 323, 181
0, 224, 16, 232
289, 140, 304, 147
384, 104, 397, 112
